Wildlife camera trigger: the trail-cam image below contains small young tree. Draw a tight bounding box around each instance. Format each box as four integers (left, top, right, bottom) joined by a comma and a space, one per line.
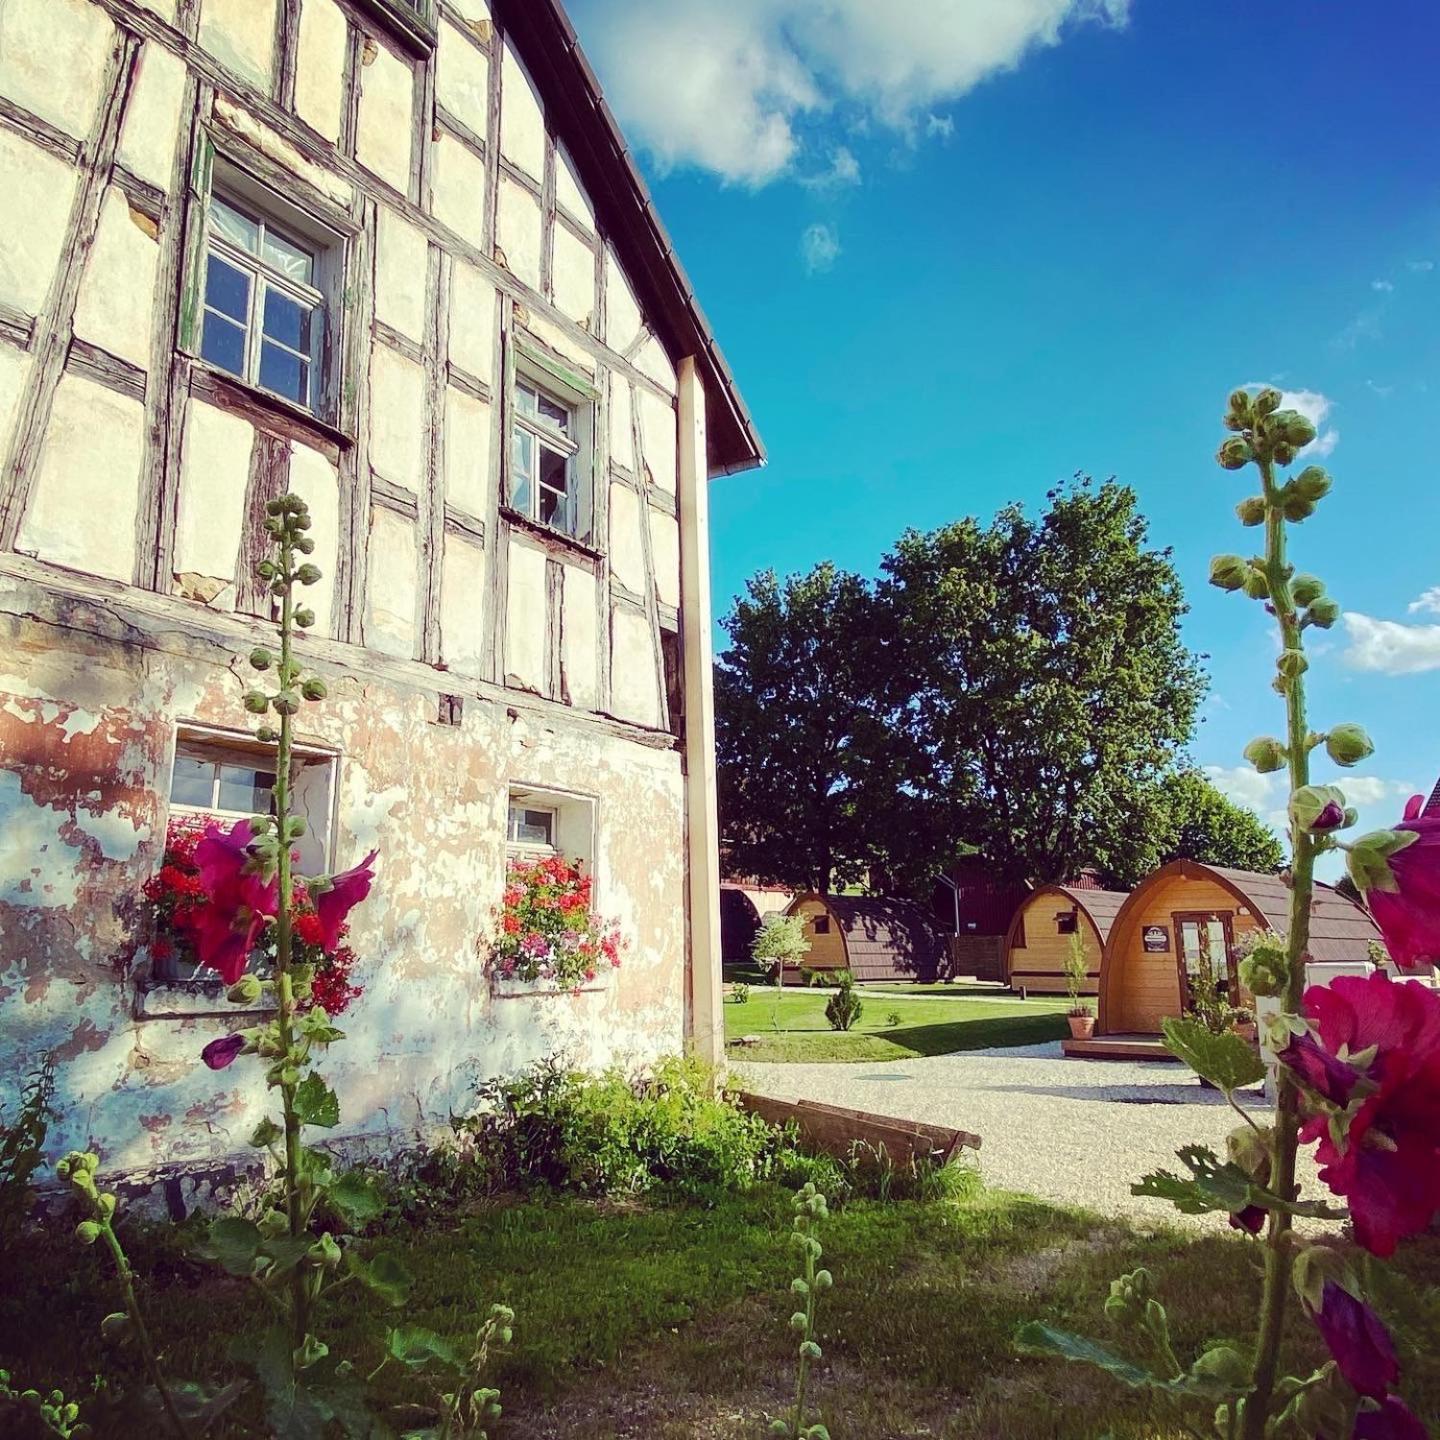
824, 972, 863, 1032
1062, 932, 1092, 1020
752, 914, 811, 1030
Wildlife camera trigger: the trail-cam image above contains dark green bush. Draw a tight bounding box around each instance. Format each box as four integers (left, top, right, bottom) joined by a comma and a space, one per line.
824, 972, 863, 1032
0, 1058, 54, 1244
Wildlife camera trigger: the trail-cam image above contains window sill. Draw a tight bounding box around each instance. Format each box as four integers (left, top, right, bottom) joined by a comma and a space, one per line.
490, 973, 610, 1000
188, 359, 354, 458
349, 0, 437, 59
134, 977, 275, 1021
500, 507, 604, 565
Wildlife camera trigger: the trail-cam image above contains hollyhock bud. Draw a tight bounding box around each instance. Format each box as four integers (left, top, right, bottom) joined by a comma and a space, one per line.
1276, 649, 1308, 680
249, 647, 273, 671
201, 1034, 246, 1070
1325, 723, 1374, 768
1292, 784, 1348, 832
1238, 934, 1288, 998
1225, 389, 1252, 425
294, 607, 316, 629
1253, 386, 1282, 415
227, 974, 263, 1005
1293, 465, 1332, 502
1242, 567, 1271, 600
256, 726, 278, 743
1353, 1395, 1430, 1439
1209, 554, 1249, 592
1291, 573, 1325, 606
301, 677, 328, 702
294, 534, 316, 555
1281, 493, 1316, 523
272, 691, 301, 716
296, 563, 321, 586
1217, 437, 1252, 470
1235, 495, 1267, 526
75, 1221, 101, 1245
1243, 736, 1288, 774
243, 690, 270, 714
1278, 410, 1318, 447
1272, 442, 1296, 466
1306, 596, 1341, 629
1309, 1282, 1398, 1401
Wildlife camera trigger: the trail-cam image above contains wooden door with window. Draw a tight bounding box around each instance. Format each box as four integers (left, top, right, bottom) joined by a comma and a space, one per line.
1173, 911, 1236, 1012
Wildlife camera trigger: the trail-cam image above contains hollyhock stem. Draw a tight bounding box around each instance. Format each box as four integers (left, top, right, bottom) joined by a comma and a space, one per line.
1242, 455, 1317, 1440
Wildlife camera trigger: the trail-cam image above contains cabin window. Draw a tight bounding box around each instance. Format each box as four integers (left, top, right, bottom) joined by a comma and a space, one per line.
813, 916, 830, 934
1056, 911, 1078, 935
198, 190, 333, 413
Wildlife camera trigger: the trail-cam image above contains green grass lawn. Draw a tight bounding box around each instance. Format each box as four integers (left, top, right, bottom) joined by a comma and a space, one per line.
725, 984, 1071, 1062
6, 1186, 1437, 1439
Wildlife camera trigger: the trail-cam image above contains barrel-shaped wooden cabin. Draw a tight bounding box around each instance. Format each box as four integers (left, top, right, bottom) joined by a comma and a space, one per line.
784, 893, 945, 984
1003, 885, 1128, 996
1097, 860, 1380, 1036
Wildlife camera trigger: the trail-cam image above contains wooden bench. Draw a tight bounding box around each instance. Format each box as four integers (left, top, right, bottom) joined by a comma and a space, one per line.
737, 1092, 980, 1169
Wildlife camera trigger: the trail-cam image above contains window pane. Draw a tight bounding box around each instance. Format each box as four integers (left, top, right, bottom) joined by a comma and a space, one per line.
515, 382, 537, 418
211, 196, 260, 253
262, 226, 315, 285
510, 429, 534, 515
205, 252, 251, 322
170, 755, 214, 807
200, 312, 247, 377
538, 444, 569, 529
260, 341, 309, 406
262, 289, 314, 354
537, 392, 570, 433
216, 765, 276, 815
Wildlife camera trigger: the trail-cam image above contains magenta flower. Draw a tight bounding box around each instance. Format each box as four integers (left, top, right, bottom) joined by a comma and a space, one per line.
1353, 1396, 1430, 1440
178, 820, 279, 985
1357, 794, 1440, 969
310, 850, 377, 954
201, 1034, 245, 1070
1276, 1030, 1364, 1108
1312, 799, 1347, 831
1286, 973, 1440, 1256
1310, 1283, 1399, 1401
1228, 1204, 1267, 1235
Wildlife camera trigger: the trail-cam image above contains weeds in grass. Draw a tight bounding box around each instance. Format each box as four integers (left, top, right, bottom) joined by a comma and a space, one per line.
0, 1057, 54, 1245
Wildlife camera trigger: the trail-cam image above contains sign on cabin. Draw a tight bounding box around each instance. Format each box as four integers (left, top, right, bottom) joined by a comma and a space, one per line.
1142, 925, 1170, 953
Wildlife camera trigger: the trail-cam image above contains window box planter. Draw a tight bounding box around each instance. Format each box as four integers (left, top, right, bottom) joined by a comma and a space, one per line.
489, 972, 609, 999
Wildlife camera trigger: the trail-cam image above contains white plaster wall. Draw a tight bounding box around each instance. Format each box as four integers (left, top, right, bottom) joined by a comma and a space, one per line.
356, 42, 414, 195
368, 344, 426, 491
604, 248, 644, 355
562, 564, 598, 710
504, 541, 546, 692
17, 375, 143, 583
117, 41, 186, 190
0, 130, 80, 316
0, 0, 113, 142
519, 313, 595, 379
365, 507, 418, 658
555, 148, 594, 231
288, 443, 340, 638
498, 42, 545, 182
607, 481, 646, 595
634, 335, 677, 396
496, 175, 542, 291
610, 604, 660, 729
0, 346, 33, 460
448, 263, 496, 382
374, 207, 429, 344
430, 133, 487, 251
608, 378, 634, 470
436, 21, 489, 138
72, 188, 159, 372
638, 388, 678, 495
649, 509, 680, 610
198, 0, 277, 92
294, 0, 348, 145
211, 94, 353, 208
174, 400, 252, 585
552, 223, 596, 329
443, 387, 491, 518
440, 533, 486, 676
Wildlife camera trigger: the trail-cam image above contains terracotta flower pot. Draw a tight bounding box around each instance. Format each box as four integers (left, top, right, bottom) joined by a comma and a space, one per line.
1067, 1013, 1096, 1040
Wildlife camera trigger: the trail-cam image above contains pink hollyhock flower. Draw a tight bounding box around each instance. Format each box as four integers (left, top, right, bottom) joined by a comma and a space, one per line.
1228, 1204, 1266, 1235
1310, 1282, 1399, 1401
310, 851, 377, 953
178, 820, 279, 985
1352, 1395, 1430, 1440
201, 1034, 245, 1070
1284, 972, 1440, 1256
1355, 794, 1440, 970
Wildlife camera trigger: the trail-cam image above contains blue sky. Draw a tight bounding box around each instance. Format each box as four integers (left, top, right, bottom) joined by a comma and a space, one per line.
568, 0, 1440, 869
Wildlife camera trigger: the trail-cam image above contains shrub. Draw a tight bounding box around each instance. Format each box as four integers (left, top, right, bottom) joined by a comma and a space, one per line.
824, 973, 863, 1032
0, 1058, 54, 1244
731, 982, 751, 1005
885, 1010, 902, 1028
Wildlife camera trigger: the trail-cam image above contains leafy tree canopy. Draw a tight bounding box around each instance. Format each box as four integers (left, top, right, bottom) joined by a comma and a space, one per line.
1149, 768, 1285, 879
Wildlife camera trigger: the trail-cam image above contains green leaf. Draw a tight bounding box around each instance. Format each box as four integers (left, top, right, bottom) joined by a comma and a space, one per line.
250, 1326, 330, 1440
328, 1170, 386, 1229
249, 1116, 283, 1149
386, 1325, 464, 1373
1133, 1144, 1345, 1221
294, 1073, 340, 1129
1162, 1017, 1265, 1093
258, 1235, 316, 1278
347, 1250, 413, 1307
1014, 1323, 1160, 1388
199, 1216, 263, 1276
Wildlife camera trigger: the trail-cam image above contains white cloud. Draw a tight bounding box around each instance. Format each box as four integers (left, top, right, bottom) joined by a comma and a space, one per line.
1408, 587, 1440, 616
801, 145, 861, 188
1203, 765, 1283, 824
573, 0, 1130, 186
1336, 776, 1415, 808
925, 113, 956, 140
799, 222, 841, 273
1342, 612, 1440, 675
1407, 259, 1435, 273
1371, 279, 1394, 292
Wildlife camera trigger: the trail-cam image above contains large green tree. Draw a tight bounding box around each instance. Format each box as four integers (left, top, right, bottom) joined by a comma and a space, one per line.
1151, 767, 1285, 876
714, 563, 910, 892
882, 476, 1208, 885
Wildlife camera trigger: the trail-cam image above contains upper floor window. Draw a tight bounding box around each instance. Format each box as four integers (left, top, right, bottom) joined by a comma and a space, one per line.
510, 377, 579, 535
200, 192, 328, 413
507, 802, 557, 851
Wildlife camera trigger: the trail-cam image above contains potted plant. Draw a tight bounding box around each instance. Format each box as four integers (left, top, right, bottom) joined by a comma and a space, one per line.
1063, 931, 1096, 1040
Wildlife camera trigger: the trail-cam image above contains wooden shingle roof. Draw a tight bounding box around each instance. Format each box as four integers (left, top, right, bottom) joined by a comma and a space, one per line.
1047, 885, 1130, 944
1202, 865, 1380, 965
792, 894, 946, 983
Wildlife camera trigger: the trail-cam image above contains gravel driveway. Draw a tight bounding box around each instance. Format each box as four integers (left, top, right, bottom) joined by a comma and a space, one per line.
734, 1042, 1322, 1226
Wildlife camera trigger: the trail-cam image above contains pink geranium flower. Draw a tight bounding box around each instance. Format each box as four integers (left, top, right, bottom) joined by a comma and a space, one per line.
310, 850, 377, 953
1280, 972, 1440, 1256
177, 820, 279, 985
1357, 794, 1440, 969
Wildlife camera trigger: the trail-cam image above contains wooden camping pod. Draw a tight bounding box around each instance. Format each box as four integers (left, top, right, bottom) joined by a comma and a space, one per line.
1097, 860, 1381, 1035
784, 893, 945, 984
1002, 885, 1129, 996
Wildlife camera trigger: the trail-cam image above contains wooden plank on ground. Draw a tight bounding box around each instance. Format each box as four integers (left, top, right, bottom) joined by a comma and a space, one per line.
736, 1092, 980, 1169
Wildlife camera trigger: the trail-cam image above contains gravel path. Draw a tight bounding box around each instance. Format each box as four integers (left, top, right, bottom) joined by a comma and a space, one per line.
734, 1042, 1322, 1227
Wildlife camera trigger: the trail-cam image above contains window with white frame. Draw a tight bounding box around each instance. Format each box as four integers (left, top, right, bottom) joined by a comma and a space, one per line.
199, 191, 329, 413
506, 801, 557, 851
509, 376, 580, 535
505, 787, 595, 869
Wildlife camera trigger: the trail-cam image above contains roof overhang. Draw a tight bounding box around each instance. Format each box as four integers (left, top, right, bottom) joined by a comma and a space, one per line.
494, 0, 766, 478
